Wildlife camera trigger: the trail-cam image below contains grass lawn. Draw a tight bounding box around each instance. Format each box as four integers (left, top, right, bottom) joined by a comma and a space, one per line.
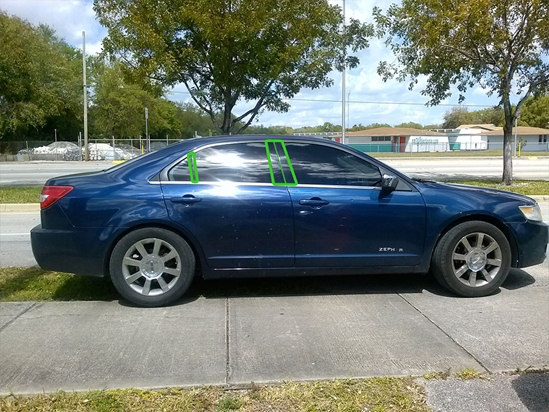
0, 377, 430, 411
0, 185, 42, 203
448, 180, 549, 195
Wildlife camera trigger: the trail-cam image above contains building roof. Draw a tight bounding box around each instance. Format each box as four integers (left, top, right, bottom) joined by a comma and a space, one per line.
478, 126, 549, 135
457, 124, 496, 130
340, 127, 447, 137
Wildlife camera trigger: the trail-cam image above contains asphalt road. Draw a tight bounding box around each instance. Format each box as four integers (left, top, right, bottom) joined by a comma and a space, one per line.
0, 211, 39, 267
0, 157, 548, 186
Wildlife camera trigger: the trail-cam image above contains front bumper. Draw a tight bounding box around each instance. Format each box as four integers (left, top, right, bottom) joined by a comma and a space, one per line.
508, 220, 549, 268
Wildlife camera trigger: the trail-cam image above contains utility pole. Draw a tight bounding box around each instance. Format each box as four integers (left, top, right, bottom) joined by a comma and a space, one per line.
82, 31, 89, 161
341, 0, 346, 145
145, 107, 149, 152
347, 90, 351, 129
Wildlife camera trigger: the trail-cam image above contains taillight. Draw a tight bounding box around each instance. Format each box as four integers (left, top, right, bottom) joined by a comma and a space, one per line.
40, 186, 74, 210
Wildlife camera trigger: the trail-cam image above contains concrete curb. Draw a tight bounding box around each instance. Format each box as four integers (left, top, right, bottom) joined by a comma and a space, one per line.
0, 195, 547, 214
0, 203, 40, 213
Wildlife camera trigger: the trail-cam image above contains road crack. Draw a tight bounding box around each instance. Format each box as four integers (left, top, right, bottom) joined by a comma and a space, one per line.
397, 293, 492, 374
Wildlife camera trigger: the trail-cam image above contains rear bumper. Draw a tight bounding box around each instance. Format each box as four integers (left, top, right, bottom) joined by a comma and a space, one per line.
30, 224, 124, 277
508, 221, 549, 268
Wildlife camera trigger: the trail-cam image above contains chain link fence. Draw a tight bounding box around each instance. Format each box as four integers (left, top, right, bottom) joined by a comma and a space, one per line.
1, 136, 547, 161
0, 138, 182, 161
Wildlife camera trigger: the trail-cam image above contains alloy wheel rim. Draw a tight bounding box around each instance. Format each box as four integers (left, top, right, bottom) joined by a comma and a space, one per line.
122, 237, 181, 296
451, 232, 502, 287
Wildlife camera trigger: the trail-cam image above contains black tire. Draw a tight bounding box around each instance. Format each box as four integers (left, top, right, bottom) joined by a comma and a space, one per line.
432, 221, 511, 297
109, 228, 195, 307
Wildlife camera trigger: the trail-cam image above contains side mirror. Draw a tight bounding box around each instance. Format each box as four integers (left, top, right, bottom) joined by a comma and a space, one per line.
381, 174, 399, 192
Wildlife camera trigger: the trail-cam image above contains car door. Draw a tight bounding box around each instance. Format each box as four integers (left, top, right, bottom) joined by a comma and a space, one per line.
160, 141, 294, 269
282, 141, 427, 268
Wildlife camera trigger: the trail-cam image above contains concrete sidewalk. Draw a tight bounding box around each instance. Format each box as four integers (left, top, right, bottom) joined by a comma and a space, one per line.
1, 269, 548, 410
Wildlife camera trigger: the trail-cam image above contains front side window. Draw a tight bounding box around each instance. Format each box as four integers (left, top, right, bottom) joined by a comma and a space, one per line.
168, 142, 272, 183
283, 143, 381, 187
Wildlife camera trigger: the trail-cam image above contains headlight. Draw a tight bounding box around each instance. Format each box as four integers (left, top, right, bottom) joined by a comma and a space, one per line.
519, 204, 543, 222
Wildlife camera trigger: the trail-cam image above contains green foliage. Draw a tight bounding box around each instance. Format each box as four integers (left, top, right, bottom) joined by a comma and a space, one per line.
0, 12, 83, 142
0, 186, 42, 203
394, 122, 424, 129
216, 396, 242, 411
375, 0, 549, 184
363, 123, 392, 129
442, 106, 504, 129
89, 59, 182, 139
521, 96, 549, 128
174, 102, 218, 138
94, 0, 374, 135
244, 124, 292, 135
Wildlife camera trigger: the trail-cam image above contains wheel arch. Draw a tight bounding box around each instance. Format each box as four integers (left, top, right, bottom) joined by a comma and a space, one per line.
429, 214, 519, 270
102, 221, 207, 278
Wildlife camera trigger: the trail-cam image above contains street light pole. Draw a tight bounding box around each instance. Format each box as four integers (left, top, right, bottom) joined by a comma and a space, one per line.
82, 31, 89, 161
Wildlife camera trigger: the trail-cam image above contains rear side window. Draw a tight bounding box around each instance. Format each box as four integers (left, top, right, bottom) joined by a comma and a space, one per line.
168, 142, 272, 183
284, 143, 381, 187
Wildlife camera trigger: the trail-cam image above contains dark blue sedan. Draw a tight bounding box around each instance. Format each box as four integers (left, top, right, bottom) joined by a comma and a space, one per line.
31, 136, 548, 307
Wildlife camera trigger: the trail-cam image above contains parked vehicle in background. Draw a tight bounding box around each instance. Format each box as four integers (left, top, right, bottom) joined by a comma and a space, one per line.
31, 136, 548, 307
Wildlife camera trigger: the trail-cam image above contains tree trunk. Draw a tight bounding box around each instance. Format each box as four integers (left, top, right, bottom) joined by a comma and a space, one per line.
502, 118, 513, 185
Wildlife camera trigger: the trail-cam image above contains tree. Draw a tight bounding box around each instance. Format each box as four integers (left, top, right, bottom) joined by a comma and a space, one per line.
442, 106, 505, 129
93, 0, 373, 135
245, 124, 292, 135
474, 107, 505, 127
0, 12, 82, 142
90, 59, 182, 139
520, 95, 549, 128
364, 123, 391, 129
375, 0, 549, 184
394, 121, 423, 129
174, 102, 218, 138
442, 107, 475, 129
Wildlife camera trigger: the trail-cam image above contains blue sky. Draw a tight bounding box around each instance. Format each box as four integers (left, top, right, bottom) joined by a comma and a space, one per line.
2, 0, 504, 129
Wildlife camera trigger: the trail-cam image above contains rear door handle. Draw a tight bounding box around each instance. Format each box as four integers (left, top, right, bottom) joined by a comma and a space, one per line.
299, 197, 329, 207
170, 194, 202, 205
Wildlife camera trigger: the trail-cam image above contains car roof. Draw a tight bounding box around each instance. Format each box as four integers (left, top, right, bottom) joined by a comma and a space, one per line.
181, 134, 336, 146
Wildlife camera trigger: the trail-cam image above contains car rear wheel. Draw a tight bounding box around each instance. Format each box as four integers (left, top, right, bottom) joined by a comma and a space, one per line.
432, 221, 511, 297
109, 228, 195, 307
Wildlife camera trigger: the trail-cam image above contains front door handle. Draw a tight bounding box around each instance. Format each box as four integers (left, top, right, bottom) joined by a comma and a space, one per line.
299, 197, 329, 208
170, 194, 202, 205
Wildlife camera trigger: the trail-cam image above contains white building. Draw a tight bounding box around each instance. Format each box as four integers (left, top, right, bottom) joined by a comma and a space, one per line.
336, 127, 449, 153
454, 124, 549, 152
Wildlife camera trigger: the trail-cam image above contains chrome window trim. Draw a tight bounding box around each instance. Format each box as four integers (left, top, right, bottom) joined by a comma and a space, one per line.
154, 138, 405, 190
153, 180, 382, 191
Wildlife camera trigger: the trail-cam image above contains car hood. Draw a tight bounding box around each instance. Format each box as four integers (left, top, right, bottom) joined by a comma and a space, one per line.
418, 181, 537, 204
414, 181, 539, 225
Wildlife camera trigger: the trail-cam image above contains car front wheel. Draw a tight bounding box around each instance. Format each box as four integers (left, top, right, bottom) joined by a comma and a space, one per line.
432, 221, 511, 297
109, 228, 195, 307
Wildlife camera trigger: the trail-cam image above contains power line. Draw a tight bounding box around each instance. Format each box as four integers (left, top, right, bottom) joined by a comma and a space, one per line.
164, 90, 495, 108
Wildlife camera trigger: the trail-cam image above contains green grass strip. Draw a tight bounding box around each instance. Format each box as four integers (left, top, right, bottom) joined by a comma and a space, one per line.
0, 377, 428, 411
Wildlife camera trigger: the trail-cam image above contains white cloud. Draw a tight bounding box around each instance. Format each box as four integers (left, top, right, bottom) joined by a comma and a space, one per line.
1, 0, 105, 52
